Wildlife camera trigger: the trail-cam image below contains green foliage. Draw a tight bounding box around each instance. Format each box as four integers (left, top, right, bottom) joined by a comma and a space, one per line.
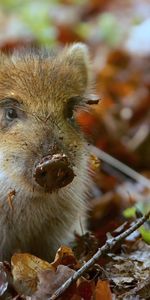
140, 226, 150, 244
0, 0, 59, 10
0, 0, 58, 46
123, 206, 136, 218
124, 202, 150, 244
98, 13, 122, 47
75, 22, 91, 40
20, 2, 57, 46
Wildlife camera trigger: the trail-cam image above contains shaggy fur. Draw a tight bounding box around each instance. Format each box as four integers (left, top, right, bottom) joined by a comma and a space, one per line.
0, 44, 92, 261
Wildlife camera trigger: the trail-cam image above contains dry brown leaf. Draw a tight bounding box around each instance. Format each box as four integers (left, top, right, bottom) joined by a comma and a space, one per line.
32, 265, 76, 300
90, 155, 101, 173
51, 245, 77, 269
77, 278, 95, 300
94, 280, 112, 300
11, 253, 54, 296
105, 240, 150, 296
119, 277, 150, 299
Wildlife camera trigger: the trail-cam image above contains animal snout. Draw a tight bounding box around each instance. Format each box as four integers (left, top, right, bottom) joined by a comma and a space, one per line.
33, 154, 75, 192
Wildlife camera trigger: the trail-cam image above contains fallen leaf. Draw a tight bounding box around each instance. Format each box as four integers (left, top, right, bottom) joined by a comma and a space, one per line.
94, 280, 112, 300
11, 253, 53, 296
77, 279, 95, 300
51, 245, 77, 269
33, 265, 76, 299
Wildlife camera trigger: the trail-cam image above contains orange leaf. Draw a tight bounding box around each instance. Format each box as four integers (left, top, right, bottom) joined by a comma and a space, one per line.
94, 280, 112, 300
51, 245, 77, 269
11, 253, 53, 295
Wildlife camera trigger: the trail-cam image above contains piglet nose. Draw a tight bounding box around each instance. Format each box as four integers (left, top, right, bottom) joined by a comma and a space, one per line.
33, 154, 75, 192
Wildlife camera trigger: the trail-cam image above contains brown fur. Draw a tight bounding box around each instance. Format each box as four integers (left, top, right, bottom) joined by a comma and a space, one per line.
0, 44, 92, 261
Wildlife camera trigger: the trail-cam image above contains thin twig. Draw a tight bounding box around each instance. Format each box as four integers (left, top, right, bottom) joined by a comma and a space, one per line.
49, 211, 150, 300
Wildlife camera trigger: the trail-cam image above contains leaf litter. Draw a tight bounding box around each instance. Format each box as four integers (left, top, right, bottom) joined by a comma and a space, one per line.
0, 0, 150, 299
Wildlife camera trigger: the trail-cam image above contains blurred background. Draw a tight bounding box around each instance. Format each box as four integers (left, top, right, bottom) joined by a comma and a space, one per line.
0, 0, 150, 238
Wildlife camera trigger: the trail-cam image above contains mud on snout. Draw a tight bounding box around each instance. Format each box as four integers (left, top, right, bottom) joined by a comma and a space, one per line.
33, 153, 75, 193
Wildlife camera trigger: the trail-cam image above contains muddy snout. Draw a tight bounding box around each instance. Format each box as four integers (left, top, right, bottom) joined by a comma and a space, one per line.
33, 154, 75, 192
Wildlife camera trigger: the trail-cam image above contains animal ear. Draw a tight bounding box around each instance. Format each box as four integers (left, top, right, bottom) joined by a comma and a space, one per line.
62, 43, 92, 90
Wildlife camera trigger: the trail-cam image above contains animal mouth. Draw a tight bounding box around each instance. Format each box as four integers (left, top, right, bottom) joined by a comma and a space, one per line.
33, 154, 75, 193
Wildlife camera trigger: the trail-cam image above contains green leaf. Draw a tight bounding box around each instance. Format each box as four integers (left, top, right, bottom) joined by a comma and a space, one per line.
98, 13, 122, 47
140, 226, 150, 244
19, 2, 57, 46
123, 206, 136, 218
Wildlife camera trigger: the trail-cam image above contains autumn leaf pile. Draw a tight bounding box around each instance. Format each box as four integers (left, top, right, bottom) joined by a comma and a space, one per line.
0, 0, 150, 299
0, 229, 150, 299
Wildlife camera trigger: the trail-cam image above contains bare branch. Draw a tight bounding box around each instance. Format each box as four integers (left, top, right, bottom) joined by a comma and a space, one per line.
49, 210, 150, 300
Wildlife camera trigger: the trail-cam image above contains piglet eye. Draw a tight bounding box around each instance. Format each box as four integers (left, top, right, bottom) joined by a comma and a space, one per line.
64, 96, 82, 122
5, 108, 18, 121
65, 99, 75, 120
